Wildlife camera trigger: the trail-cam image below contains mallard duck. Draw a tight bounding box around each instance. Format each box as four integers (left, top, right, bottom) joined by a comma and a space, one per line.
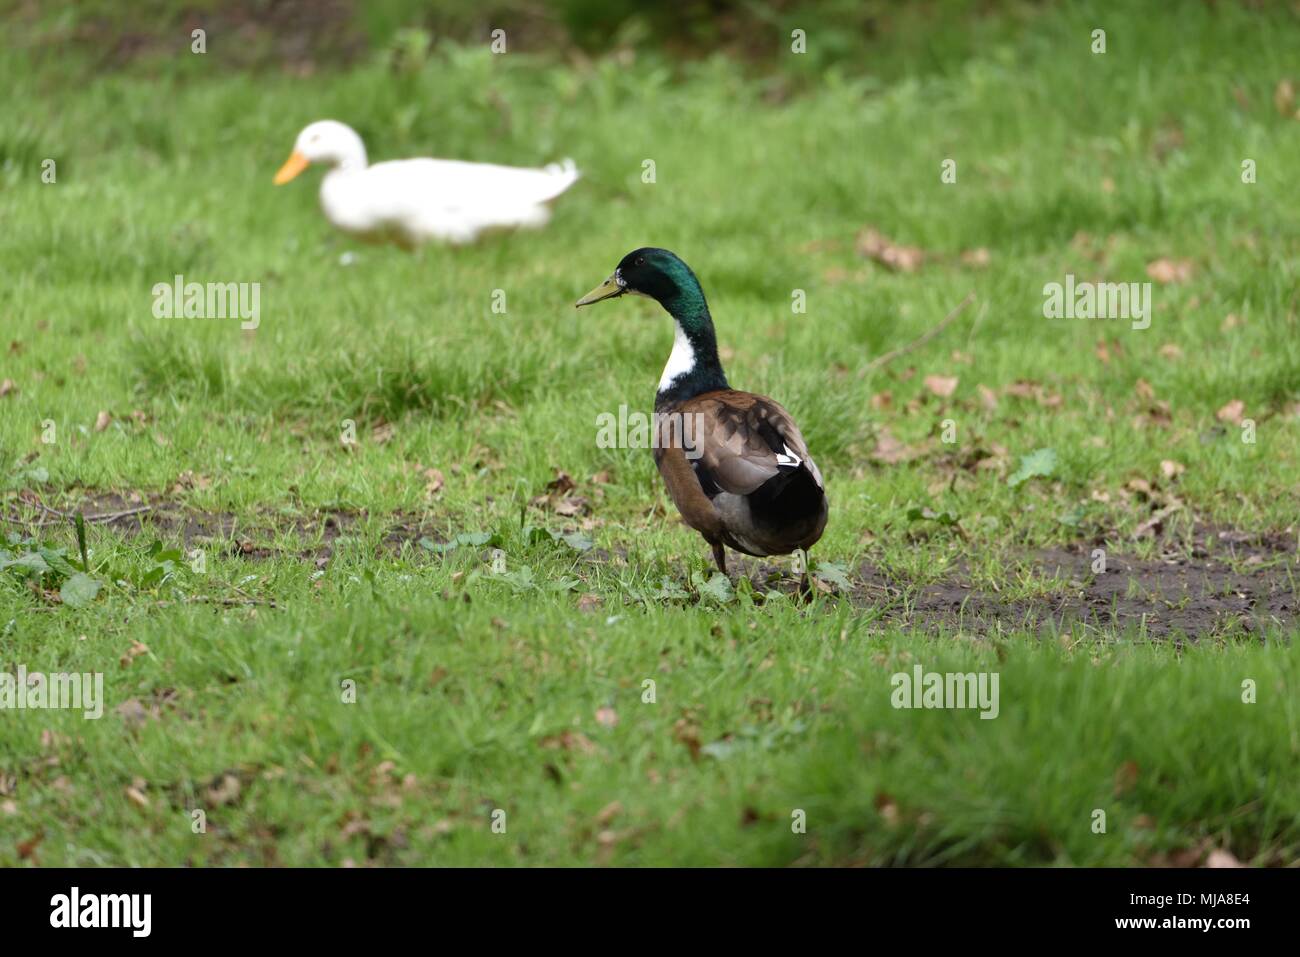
576, 248, 828, 582
273, 120, 580, 248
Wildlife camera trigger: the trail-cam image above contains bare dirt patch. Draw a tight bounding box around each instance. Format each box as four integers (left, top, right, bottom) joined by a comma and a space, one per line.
8, 494, 1294, 637
736, 526, 1297, 639
3, 492, 446, 564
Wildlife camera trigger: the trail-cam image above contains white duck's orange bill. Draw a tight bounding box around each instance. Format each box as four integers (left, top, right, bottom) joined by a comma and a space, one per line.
273, 150, 310, 185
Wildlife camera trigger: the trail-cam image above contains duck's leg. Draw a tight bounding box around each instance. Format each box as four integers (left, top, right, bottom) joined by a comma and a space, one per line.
797, 549, 814, 601
710, 541, 727, 575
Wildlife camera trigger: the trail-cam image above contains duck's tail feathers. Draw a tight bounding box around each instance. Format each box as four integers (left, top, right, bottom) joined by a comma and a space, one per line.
537, 158, 580, 201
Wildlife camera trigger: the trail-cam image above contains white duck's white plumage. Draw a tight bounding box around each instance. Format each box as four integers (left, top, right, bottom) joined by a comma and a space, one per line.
274, 120, 580, 247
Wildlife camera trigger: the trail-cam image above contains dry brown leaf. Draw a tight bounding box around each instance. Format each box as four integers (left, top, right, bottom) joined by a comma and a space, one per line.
672, 717, 702, 761
114, 698, 150, 728
547, 471, 576, 495
1216, 399, 1246, 425
0, 379, 15, 398
119, 640, 150, 669
552, 497, 588, 517
205, 773, 241, 807
371, 421, 395, 444
960, 247, 990, 268
539, 730, 597, 754
1114, 760, 1140, 796
595, 707, 619, 728
93, 410, 112, 432
420, 466, 444, 498
869, 428, 915, 465
124, 785, 150, 809
1158, 343, 1183, 360
857, 228, 925, 272
172, 470, 212, 493
1204, 848, 1244, 868
874, 792, 900, 826
923, 374, 958, 398
595, 800, 623, 826
1159, 460, 1185, 480
1221, 313, 1244, 331
16, 831, 44, 860
1146, 258, 1193, 284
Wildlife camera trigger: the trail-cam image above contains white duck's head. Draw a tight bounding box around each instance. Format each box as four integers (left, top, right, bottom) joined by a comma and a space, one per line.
273, 120, 368, 184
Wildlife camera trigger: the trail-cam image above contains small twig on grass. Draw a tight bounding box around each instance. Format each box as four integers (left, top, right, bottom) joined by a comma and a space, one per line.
86, 505, 152, 524
16, 501, 152, 525
154, 596, 278, 609
0, 513, 61, 527
864, 291, 976, 373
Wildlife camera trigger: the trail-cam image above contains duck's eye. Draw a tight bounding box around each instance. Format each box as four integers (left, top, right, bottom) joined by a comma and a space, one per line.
635, 257, 644, 266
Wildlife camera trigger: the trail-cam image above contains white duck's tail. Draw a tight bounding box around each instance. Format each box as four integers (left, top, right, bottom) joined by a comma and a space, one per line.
536, 158, 580, 203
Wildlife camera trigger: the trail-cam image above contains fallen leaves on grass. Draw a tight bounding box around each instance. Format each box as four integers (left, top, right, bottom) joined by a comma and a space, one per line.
205, 773, 242, 807
1003, 380, 1062, 407
1114, 760, 1140, 796
923, 374, 958, 398
410, 463, 444, 498
1216, 399, 1246, 425
874, 792, 900, 826
539, 730, 597, 755
532, 470, 590, 517
16, 830, 44, 861
869, 427, 928, 465
1205, 848, 1244, 868
119, 640, 149, 668
1146, 258, 1193, 284
172, 470, 212, 493
595, 801, 622, 826
673, 716, 703, 761
857, 228, 924, 272
93, 410, 112, 432
0, 379, 16, 398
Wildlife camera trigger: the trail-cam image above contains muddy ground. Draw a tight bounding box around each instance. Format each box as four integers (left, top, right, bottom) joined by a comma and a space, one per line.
5, 493, 1296, 639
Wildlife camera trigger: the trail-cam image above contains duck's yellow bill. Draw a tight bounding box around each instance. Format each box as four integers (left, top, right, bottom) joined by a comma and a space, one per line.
273, 150, 310, 185
575, 275, 625, 307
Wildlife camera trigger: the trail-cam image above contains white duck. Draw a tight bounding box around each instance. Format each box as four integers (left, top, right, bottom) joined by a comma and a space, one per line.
273, 120, 580, 248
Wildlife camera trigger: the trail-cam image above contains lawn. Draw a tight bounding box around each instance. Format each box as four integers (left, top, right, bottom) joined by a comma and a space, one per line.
0, 0, 1297, 866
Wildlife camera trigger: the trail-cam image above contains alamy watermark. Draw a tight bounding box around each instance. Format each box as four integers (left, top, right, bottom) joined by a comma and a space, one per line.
1043, 274, 1150, 330
0, 665, 104, 720
50, 887, 151, 937
595, 405, 708, 459
891, 664, 999, 719
152, 274, 260, 330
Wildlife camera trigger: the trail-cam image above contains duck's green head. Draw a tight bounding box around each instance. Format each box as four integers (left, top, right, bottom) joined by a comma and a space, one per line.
575, 248, 707, 319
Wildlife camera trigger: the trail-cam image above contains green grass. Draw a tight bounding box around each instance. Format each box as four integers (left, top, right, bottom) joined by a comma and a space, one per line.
0, 0, 1298, 866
